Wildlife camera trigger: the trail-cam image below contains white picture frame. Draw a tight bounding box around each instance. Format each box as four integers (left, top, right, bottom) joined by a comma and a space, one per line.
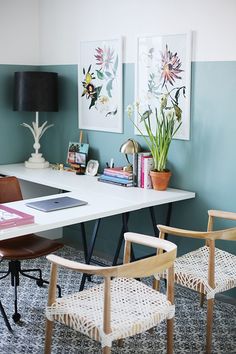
78, 37, 123, 133
85, 160, 99, 176
135, 32, 192, 140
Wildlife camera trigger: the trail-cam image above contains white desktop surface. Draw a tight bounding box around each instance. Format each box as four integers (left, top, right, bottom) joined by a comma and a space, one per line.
0, 191, 138, 241
0, 163, 195, 241
0, 163, 195, 206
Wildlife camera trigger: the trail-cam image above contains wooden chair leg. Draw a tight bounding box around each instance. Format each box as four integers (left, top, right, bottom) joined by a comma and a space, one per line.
167, 318, 173, 354
117, 339, 123, 347
102, 346, 111, 354
200, 293, 205, 307
206, 298, 214, 354
44, 319, 54, 354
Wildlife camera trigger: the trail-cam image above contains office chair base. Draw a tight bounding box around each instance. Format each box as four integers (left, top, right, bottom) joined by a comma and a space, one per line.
0, 300, 12, 331
12, 312, 21, 323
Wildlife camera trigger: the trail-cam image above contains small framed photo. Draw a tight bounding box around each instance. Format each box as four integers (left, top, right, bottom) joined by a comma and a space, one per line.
86, 160, 99, 176
75, 152, 87, 167
67, 141, 89, 166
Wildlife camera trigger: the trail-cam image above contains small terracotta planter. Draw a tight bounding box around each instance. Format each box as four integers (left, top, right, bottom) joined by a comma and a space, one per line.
150, 170, 172, 191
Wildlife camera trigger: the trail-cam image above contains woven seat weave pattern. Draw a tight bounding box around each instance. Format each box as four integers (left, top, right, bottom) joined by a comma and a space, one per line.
46, 277, 174, 348
173, 246, 236, 299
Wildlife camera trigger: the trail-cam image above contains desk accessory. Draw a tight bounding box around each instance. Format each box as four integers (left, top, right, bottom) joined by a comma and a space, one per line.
85, 160, 99, 176
26, 196, 87, 212
0, 204, 34, 229
119, 138, 141, 172
67, 132, 89, 174
13, 71, 58, 169
98, 166, 134, 187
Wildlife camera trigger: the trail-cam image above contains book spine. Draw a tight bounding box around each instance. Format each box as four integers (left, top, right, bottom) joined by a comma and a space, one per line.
99, 174, 133, 184
141, 155, 145, 188
138, 152, 151, 188
143, 156, 154, 189
103, 171, 133, 180
98, 178, 133, 187
103, 168, 132, 177
132, 153, 138, 187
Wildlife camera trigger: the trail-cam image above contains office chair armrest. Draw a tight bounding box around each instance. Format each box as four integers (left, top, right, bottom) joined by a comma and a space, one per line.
124, 232, 177, 252
157, 224, 210, 239
46, 254, 113, 275
157, 224, 236, 241
208, 209, 236, 221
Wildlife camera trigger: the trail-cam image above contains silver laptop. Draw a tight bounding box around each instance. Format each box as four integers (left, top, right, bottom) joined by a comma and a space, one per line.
26, 196, 87, 212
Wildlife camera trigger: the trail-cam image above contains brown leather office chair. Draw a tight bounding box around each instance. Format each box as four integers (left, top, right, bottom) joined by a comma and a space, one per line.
0, 176, 63, 325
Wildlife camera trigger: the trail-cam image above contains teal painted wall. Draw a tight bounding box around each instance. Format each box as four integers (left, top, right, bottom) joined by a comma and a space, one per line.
0, 61, 235, 296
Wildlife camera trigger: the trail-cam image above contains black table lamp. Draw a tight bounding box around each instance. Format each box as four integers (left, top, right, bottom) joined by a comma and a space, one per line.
13, 71, 58, 168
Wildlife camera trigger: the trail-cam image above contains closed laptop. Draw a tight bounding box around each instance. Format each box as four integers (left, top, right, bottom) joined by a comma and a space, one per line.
26, 196, 87, 212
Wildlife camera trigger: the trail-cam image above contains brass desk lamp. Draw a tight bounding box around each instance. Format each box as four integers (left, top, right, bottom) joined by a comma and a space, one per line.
119, 138, 141, 172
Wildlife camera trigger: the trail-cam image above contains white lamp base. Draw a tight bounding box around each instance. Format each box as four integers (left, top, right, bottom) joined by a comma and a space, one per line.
25, 153, 49, 169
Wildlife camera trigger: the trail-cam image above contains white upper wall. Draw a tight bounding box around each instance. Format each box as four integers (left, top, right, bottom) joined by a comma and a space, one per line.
1, 0, 236, 65
0, 0, 39, 64
39, 0, 236, 64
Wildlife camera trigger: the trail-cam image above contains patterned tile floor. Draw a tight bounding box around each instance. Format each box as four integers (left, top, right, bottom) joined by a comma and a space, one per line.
0, 246, 235, 353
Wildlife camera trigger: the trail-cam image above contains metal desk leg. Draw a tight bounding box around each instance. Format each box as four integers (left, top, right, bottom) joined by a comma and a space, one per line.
80, 222, 88, 263
79, 219, 101, 291
112, 212, 129, 266
0, 300, 12, 331
149, 202, 173, 236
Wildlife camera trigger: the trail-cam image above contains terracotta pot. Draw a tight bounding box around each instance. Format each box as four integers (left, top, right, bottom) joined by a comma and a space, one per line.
150, 170, 172, 191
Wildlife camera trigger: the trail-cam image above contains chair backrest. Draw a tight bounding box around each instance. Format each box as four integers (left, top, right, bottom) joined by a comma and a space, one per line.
47, 232, 177, 279
207, 209, 236, 232
0, 176, 23, 203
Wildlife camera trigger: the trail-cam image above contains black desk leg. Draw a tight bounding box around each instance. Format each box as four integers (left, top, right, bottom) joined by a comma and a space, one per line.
149, 202, 173, 237
80, 222, 88, 263
0, 300, 12, 331
79, 218, 101, 291
165, 202, 172, 226
112, 212, 129, 266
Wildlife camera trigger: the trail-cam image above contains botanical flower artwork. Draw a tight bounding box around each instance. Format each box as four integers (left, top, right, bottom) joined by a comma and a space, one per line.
136, 33, 191, 140
79, 38, 122, 133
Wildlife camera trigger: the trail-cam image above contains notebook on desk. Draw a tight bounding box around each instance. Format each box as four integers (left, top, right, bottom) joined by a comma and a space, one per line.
26, 196, 88, 212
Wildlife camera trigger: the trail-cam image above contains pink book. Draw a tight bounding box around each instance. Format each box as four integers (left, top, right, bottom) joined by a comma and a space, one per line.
0, 204, 34, 230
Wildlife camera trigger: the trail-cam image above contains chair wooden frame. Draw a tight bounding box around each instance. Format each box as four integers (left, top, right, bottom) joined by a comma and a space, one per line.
45, 232, 177, 354
157, 209, 236, 354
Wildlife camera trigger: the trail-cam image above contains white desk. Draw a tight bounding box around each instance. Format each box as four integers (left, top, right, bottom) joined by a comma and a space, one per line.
0, 163, 194, 256
0, 163, 195, 290
0, 163, 195, 239
0, 163, 195, 208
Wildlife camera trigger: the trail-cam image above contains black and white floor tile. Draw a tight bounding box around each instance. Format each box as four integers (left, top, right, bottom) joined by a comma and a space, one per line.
0, 246, 235, 353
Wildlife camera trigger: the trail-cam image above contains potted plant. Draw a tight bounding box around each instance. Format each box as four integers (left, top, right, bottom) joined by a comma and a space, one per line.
127, 91, 183, 190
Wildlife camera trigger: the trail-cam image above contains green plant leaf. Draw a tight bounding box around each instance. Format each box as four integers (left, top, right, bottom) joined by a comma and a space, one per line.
106, 79, 113, 97
140, 109, 152, 122
96, 70, 104, 80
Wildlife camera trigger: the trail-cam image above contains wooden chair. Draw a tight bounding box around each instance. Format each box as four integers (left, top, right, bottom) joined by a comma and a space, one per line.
0, 176, 63, 324
45, 232, 177, 354
157, 209, 236, 354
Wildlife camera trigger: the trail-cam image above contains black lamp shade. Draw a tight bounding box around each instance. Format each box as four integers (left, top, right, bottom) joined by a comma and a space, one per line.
13, 71, 58, 112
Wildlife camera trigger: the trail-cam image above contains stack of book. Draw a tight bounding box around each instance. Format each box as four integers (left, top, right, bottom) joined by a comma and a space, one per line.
98, 167, 134, 187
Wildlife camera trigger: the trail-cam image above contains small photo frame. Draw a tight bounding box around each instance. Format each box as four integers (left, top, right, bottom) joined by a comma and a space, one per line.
67, 141, 89, 166
75, 152, 87, 167
85, 160, 99, 176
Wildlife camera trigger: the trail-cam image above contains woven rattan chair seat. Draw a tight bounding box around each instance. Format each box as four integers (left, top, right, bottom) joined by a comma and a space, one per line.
46, 277, 174, 348
174, 246, 236, 299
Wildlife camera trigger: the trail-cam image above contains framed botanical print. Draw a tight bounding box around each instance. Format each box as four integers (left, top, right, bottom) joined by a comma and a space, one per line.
135, 32, 192, 140
78, 37, 123, 133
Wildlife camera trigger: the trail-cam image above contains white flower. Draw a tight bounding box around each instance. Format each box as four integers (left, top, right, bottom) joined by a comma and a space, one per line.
126, 104, 134, 117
